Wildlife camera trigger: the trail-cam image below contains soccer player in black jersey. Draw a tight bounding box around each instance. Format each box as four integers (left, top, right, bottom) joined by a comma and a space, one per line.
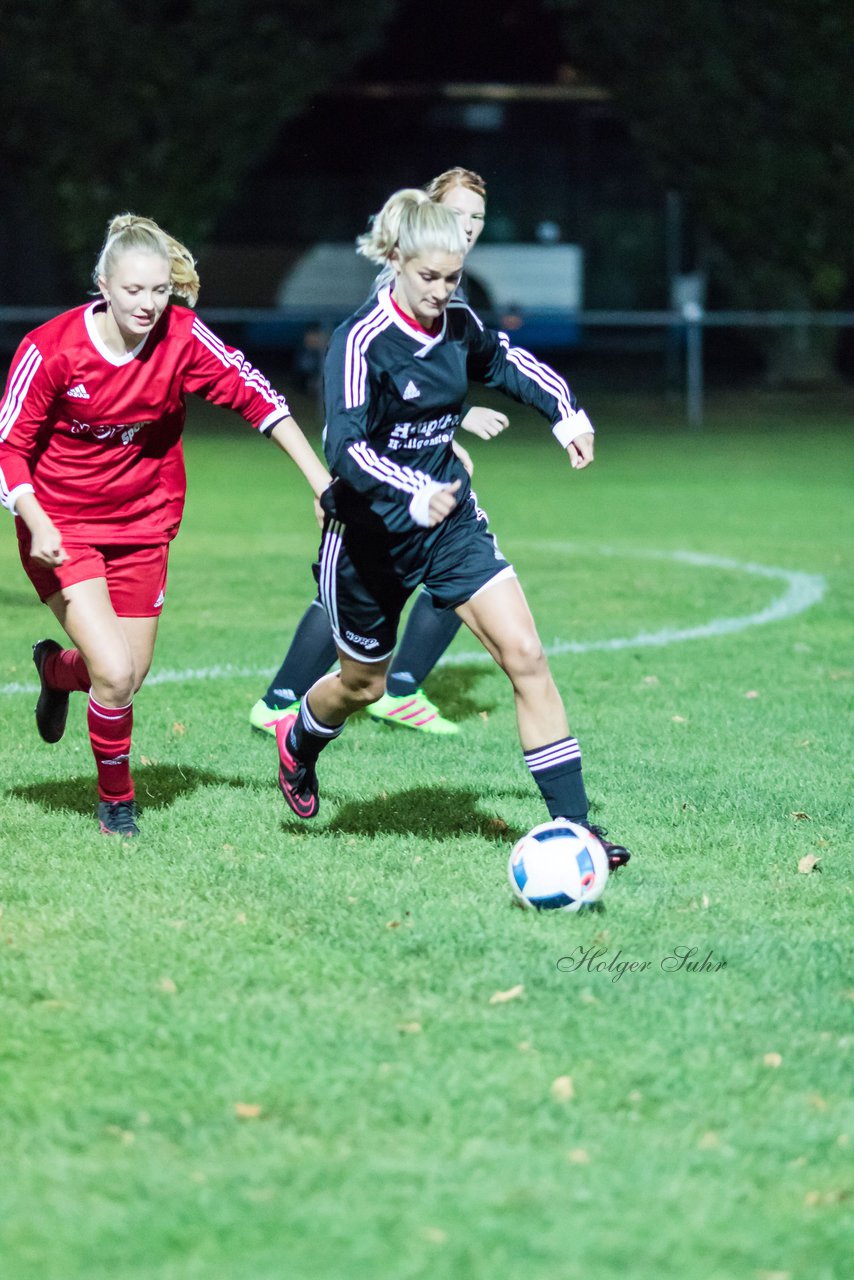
249, 168, 507, 738
276, 189, 630, 869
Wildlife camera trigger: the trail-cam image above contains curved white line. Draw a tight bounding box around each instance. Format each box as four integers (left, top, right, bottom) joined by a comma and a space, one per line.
0, 548, 826, 694
441, 545, 827, 664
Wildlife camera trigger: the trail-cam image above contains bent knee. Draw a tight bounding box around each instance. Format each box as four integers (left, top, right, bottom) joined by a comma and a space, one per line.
342, 671, 388, 708
496, 632, 547, 680
89, 660, 136, 706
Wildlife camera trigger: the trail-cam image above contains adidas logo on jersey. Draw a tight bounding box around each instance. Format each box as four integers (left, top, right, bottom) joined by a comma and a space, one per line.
66, 383, 90, 399
402, 380, 421, 400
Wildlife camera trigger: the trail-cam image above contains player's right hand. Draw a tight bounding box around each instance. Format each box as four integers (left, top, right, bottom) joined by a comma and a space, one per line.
29, 518, 67, 567
426, 479, 461, 527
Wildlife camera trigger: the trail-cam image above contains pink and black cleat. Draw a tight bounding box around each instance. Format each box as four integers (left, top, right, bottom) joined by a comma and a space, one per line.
275, 713, 320, 819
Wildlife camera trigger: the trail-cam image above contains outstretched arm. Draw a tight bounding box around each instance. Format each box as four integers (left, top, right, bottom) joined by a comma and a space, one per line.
268, 417, 330, 498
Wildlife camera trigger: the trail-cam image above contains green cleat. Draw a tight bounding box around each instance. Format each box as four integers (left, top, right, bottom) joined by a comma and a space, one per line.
249, 698, 299, 737
365, 688, 459, 735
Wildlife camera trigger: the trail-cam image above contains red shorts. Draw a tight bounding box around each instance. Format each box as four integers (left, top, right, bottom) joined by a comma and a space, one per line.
17, 528, 169, 618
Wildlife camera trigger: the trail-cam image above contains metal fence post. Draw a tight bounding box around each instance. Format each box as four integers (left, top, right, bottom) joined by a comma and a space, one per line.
683, 301, 704, 428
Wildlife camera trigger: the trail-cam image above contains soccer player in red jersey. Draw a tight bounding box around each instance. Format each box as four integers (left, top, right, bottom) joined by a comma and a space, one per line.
0, 213, 330, 837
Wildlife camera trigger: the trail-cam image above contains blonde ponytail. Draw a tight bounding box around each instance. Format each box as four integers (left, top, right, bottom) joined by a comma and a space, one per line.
357, 188, 466, 267
94, 213, 200, 306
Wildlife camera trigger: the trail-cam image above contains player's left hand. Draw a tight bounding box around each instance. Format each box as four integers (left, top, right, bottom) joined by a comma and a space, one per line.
568, 432, 594, 469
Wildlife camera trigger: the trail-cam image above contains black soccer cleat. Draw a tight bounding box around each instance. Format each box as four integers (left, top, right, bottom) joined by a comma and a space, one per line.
32, 638, 70, 743
275, 713, 320, 819
97, 799, 140, 838
584, 823, 632, 871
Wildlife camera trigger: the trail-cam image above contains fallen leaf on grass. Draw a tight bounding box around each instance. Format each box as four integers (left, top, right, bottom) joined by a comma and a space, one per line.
671, 715, 687, 723
478, 711, 489, 722
157, 977, 177, 995
397, 1021, 422, 1035
744, 690, 760, 699
235, 911, 247, 925
798, 854, 822, 874
763, 1052, 783, 1068
489, 984, 524, 1005
171, 722, 186, 736
567, 1147, 589, 1163
485, 817, 509, 836
234, 1102, 262, 1119
106, 1125, 135, 1145
550, 1075, 575, 1102
139, 756, 154, 766
641, 675, 660, 686
419, 1226, 448, 1244
790, 811, 811, 821
804, 1188, 849, 1207
697, 1131, 721, 1150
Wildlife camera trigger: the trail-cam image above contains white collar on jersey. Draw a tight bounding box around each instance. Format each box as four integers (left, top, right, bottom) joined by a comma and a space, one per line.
84, 301, 153, 367
378, 285, 447, 354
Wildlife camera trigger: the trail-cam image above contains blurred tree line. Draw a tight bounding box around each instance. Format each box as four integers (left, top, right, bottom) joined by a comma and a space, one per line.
548, 0, 854, 377
1, 0, 852, 374
0, 0, 395, 297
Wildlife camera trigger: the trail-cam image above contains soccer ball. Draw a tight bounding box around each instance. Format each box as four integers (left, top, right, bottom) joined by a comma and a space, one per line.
508, 820, 609, 912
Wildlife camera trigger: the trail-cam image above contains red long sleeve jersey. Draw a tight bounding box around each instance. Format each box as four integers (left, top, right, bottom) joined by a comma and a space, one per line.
0, 301, 291, 544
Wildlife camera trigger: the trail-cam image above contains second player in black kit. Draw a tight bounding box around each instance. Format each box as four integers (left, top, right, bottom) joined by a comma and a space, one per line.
275, 188, 631, 870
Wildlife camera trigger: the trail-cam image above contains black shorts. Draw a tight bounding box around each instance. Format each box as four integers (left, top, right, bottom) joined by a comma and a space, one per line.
314, 492, 514, 661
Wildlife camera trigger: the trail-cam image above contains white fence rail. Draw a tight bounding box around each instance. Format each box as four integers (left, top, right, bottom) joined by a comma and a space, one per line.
2, 306, 852, 427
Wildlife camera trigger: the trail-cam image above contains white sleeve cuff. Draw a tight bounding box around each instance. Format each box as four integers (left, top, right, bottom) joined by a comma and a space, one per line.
259, 408, 292, 438
552, 409, 594, 449
5, 483, 35, 515
409, 480, 445, 528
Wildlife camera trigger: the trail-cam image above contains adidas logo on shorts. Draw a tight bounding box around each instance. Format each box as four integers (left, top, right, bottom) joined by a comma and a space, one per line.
66, 383, 90, 399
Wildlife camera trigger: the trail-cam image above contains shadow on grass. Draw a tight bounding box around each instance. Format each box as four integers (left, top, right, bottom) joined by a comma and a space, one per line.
9, 764, 253, 816
308, 785, 526, 844
419, 661, 498, 723
0, 586, 37, 610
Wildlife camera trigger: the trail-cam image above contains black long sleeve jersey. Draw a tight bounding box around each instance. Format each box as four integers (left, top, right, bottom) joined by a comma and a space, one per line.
321, 283, 584, 540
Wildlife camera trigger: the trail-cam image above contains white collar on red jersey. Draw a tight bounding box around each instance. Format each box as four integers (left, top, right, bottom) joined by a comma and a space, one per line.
84, 301, 154, 367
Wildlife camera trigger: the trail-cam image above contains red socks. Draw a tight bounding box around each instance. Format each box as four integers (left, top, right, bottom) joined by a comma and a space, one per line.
44, 647, 90, 692
87, 696, 134, 803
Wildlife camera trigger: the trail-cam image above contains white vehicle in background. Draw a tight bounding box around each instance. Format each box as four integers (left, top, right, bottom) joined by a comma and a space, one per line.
246, 242, 583, 352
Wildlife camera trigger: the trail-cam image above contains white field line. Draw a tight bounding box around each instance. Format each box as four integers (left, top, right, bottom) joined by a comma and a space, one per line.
0, 547, 826, 694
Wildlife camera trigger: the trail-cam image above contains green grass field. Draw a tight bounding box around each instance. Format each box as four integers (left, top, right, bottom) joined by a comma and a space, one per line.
1, 387, 851, 1280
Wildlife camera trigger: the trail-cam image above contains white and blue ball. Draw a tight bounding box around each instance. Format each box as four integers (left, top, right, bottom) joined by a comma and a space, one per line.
508, 820, 609, 912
